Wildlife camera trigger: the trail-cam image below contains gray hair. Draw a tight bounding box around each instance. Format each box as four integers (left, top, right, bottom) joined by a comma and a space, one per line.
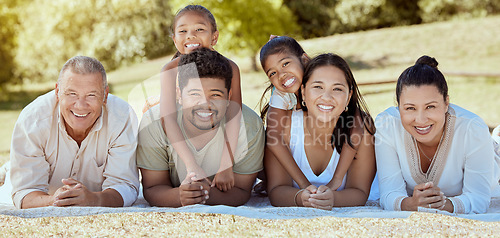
58, 56, 108, 93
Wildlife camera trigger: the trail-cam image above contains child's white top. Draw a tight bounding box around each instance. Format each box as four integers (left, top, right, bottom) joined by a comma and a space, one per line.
269, 87, 297, 110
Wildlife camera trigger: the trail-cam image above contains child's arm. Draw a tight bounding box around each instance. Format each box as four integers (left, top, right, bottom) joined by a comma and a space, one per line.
327, 110, 364, 191
267, 106, 311, 189
212, 60, 242, 191
160, 58, 208, 182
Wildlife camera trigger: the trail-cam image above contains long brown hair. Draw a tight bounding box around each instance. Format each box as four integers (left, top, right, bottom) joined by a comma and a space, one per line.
301, 53, 375, 153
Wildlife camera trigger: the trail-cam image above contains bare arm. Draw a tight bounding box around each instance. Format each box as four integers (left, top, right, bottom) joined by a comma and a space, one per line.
159, 59, 206, 180
266, 107, 310, 188
141, 167, 255, 207
213, 60, 242, 191
331, 127, 376, 207
265, 146, 303, 207
23, 178, 125, 208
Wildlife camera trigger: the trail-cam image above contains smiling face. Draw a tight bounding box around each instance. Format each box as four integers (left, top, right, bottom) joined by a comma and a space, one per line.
263, 52, 305, 94
56, 70, 108, 140
172, 12, 219, 55
399, 85, 449, 146
179, 77, 230, 133
301, 65, 352, 124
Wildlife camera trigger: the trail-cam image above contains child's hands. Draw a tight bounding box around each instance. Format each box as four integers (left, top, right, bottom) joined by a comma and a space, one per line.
186, 164, 211, 185
212, 167, 234, 192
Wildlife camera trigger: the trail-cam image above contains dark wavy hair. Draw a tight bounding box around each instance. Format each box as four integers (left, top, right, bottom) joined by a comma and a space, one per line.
396, 55, 448, 104
178, 48, 232, 91
258, 36, 306, 119
301, 53, 375, 153
171, 5, 217, 59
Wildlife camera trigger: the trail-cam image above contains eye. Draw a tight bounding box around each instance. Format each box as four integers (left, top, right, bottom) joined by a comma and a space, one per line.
177, 29, 186, 34
405, 107, 415, 111
196, 28, 205, 32
312, 85, 323, 89
426, 105, 436, 109
190, 92, 201, 97
282, 61, 290, 67
333, 88, 343, 92
268, 71, 276, 78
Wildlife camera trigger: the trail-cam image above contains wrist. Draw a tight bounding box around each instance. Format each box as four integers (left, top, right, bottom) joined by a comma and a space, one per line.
294, 189, 305, 206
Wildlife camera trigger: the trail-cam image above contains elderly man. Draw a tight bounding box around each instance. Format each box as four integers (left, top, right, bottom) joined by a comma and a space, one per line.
9, 56, 139, 208
137, 48, 264, 207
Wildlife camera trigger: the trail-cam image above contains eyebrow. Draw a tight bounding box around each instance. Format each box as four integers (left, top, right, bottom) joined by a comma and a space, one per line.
310, 81, 347, 87
177, 22, 208, 28
265, 56, 292, 75
187, 88, 226, 94
403, 101, 438, 106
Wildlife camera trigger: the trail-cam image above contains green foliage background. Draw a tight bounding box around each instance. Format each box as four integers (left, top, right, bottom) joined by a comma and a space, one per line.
1, 0, 499, 91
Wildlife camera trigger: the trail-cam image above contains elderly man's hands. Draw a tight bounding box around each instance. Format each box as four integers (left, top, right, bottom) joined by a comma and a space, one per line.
52, 178, 99, 207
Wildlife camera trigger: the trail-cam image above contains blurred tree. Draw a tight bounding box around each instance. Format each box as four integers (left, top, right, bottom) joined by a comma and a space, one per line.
333, 0, 422, 33
419, 0, 500, 22
170, 0, 300, 71
0, 0, 19, 92
283, 0, 337, 38
14, 0, 174, 84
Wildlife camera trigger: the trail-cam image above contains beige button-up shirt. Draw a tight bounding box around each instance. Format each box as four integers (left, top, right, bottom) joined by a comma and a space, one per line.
10, 90, 139, 208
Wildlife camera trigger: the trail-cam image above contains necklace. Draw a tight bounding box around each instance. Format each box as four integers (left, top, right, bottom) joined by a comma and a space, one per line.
416, 142, 434, 162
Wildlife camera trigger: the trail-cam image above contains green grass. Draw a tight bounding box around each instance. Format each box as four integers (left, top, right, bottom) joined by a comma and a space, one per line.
1, 16, 500, 162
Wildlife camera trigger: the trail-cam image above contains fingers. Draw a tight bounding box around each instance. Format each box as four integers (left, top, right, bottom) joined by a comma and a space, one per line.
305, 185, 318, 194
179, 184, 209, 206
61, 178, 80, 187
414, 182, 434, 191
309, 186, 334, 210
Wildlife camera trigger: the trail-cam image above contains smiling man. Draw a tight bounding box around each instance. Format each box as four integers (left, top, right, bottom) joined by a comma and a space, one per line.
137, 48, 264, 207
9, 56, 139, 209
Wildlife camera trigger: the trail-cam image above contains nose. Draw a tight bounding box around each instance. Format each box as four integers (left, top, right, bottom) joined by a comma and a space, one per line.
321, 90, 335, 101
415, 110, 428, 124
187, 29, 196, 39
74, 96, 88, 108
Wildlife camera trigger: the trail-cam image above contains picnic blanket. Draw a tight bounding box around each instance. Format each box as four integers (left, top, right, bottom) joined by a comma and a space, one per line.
1, 187, 499, 222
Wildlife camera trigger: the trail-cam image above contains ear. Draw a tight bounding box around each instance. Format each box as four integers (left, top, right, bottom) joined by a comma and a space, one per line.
445, 95, 450, 111
55, 83, 60, 101
301, 53, 310, 65
227, 89, 232, 107
103, 86, 109, 105
176, 86, 182, 105
211, 30, 219, 47
347, 88, 353, 105
171, 34, 177, 45
301, 84, 306, 101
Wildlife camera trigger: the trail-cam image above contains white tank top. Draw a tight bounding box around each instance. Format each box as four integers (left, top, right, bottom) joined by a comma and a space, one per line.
289, 110, 346, 190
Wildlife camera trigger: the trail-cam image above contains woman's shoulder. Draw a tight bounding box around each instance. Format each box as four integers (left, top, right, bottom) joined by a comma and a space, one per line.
449, 104, 489, 132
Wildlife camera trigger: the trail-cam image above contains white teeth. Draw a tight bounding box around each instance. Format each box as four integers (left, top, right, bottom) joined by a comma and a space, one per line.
186, 44, 200, 48
283, 77, 295, 87
196, 112, 213, 117
73, 112, 89, 117
415, 125, 431, 131
318, 105, 333, 110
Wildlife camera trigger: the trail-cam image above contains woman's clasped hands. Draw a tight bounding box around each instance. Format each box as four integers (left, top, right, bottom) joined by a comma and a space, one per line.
297, 185, 335, 210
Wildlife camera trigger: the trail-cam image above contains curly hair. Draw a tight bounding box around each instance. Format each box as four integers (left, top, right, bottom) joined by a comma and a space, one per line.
178, 48, 232, 91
